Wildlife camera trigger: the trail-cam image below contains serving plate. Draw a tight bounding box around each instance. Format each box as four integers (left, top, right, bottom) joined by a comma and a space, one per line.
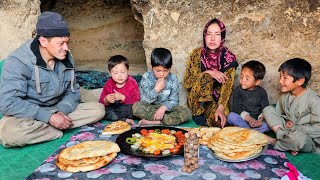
209, 144, 268, 162
116, 126, 187, 158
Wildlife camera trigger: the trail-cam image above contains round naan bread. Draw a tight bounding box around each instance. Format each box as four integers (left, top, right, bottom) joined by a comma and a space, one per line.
56, 140, 120, 172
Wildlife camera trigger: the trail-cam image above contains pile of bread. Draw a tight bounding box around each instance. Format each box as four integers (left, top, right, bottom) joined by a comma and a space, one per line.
208, 127, 268, 160
183, 127, 221, 145
56, 140, 120, 172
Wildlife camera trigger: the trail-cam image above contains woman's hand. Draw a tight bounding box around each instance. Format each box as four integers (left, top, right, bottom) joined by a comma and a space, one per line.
204, 70, 228, 83
215, 104, 226, 128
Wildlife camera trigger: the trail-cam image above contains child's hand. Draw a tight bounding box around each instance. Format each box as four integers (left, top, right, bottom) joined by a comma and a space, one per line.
155, 78, 166, 93
285, 120, 294, 128
245, 115, 257, 128
255, 118, 263, 127
113, 90, 125, 102
126, 119, 137, 127
105, 94, 115, 104
153, 106, 167, 121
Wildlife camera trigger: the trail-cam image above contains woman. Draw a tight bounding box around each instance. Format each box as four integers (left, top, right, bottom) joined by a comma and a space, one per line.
183, 18, 238, 128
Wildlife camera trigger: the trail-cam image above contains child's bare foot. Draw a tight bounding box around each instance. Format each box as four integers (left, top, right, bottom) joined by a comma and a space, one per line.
267, 136, 277, 145
291, 151, 298, 156
138, 119, 152, 126
138, 119, 161, 126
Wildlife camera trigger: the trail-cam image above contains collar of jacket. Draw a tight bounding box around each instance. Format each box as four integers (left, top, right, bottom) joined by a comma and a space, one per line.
30, 38, 74, 69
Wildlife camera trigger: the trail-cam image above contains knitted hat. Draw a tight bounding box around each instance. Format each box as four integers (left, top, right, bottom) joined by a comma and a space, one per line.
36, 12, 70, 37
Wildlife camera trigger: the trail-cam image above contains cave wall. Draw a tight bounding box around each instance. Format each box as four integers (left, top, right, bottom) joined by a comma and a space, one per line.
1, 0, 320, 106
131, 0, 320, 105
0, 0, 40, 60
43, 0, 145, 72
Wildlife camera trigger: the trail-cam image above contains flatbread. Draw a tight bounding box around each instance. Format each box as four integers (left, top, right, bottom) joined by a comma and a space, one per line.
102, 121, 131, 135
56, 140, 120, 172
57, 152, 117, 172
59, 140, 120, 160
183, 127, 220, 145
208, 126, 268, 160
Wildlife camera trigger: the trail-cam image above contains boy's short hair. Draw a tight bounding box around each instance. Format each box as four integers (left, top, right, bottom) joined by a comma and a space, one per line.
151, 48, 173, 69
107, 55, 129, 71
278, 58, 311, 88
242, 60, 266, 80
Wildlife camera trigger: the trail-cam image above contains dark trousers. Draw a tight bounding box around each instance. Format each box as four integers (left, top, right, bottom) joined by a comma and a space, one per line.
104, 101, 133, 121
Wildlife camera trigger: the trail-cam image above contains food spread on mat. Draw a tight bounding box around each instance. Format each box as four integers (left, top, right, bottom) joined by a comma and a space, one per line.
102, 120, 131, 135
56, 140, 120, 172
125, 128, 185, 155
55, 125, 269, 173
208, 126, 268, 160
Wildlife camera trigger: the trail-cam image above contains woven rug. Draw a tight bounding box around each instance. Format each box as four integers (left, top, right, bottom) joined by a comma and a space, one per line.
26, 122, 290, 180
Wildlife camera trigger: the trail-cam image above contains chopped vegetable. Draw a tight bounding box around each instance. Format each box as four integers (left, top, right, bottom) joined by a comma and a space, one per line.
126, 137, 136, 145
153, 149, 161, 155
154, 129, 161, 134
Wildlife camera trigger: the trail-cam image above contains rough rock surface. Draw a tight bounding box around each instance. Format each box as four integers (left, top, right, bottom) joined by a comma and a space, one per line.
0, 0, 39, 60
43, 0, 146, 72
131, 0, 320, 105
1, 0, 320, 105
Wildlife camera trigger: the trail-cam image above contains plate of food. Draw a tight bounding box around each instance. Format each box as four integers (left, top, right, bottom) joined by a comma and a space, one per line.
207, 126, 269, 162
116, 126, 187, 158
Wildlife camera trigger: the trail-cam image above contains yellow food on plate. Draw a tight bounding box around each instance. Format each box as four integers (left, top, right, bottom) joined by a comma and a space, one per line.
137, 133, 176, 153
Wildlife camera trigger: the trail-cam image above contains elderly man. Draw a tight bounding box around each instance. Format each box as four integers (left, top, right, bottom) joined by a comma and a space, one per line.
0, 12, 105, 147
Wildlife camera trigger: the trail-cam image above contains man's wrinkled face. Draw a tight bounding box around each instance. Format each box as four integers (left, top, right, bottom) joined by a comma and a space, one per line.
44, 36, 70, 60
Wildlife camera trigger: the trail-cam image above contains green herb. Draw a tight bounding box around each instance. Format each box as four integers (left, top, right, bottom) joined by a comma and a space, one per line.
126, 137, 136, 144
155, 129, 161, 134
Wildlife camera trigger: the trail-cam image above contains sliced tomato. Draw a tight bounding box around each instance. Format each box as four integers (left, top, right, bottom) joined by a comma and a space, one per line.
148, 129, 155, 133
153, 149, 161, 155
140, 129, 148, 134
161, 129, 170, 134
178, 141, 184, 146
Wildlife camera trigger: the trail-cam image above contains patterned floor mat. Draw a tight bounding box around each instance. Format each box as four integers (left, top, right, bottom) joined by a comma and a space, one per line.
26, 122, 291, 180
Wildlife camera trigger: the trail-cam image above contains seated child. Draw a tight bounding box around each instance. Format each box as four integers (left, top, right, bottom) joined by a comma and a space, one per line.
227, 60, 270, 133
132, 48, 192, 126
99, 55, 140, 123
263, 58, 320, 156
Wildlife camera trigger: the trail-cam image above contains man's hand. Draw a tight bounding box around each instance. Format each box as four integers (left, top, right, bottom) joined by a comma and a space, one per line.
215, 104, 227, 128
155, 78, 166, 93
114, 90, 125, 102
204, 70, 228, 83
49, 112, 73, 130
153, 105, 167, 121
